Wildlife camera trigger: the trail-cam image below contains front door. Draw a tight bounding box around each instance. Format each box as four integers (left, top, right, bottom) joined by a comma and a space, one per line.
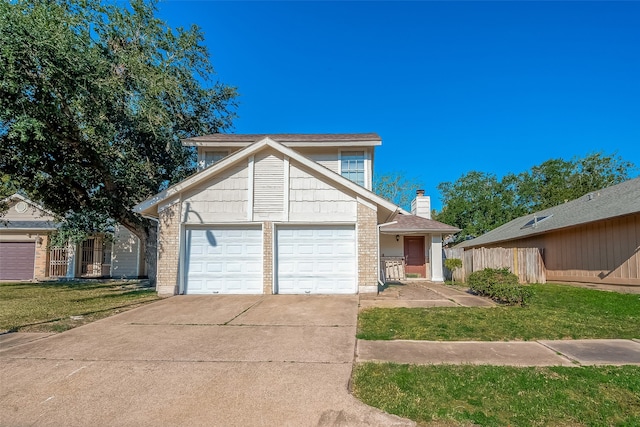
404, 236, 426, 278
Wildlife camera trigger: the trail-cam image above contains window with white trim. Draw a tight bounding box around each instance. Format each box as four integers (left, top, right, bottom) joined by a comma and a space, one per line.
340, 151, 365, 186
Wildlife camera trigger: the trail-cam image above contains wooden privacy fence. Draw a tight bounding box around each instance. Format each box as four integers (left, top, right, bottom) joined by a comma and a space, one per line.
444, 247, 546, 284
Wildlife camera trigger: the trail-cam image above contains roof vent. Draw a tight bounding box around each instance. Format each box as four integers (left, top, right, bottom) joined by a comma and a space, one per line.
521, 214, 552, 229
587, 193, 594, 201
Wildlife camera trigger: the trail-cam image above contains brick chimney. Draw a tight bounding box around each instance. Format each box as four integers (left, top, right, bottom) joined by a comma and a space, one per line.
411, 189, 431, 219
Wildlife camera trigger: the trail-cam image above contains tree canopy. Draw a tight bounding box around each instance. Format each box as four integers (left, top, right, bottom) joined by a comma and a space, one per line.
374, 171, 421, 211
435, 152, 637, 243
0, 0, 237, 274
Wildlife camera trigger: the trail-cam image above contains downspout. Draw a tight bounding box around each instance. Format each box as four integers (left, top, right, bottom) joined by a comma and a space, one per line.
377, 220, 398, 288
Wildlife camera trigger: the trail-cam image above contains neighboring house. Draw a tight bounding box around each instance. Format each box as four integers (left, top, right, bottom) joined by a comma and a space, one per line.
456, 177, 640, 286
0, 194, 144, 281
134, 133, 460, 296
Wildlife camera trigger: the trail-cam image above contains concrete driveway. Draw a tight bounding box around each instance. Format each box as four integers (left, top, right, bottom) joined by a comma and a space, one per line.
0, 295, 412, 427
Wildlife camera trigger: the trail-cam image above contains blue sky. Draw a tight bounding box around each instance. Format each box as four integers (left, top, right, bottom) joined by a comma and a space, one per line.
157, 1, 640, 211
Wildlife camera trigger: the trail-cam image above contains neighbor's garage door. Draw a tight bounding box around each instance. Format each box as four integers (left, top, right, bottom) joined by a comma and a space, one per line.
276, 225, 356, 294
185, 227, 263, 294
0, 242, 36, 280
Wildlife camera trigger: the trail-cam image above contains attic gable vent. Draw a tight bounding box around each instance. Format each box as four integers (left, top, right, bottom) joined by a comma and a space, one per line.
521, 214, 552, 229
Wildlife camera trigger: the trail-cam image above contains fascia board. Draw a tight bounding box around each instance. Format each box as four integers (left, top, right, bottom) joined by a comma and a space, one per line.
182, 139, 382, 148
380, 228, 461, 234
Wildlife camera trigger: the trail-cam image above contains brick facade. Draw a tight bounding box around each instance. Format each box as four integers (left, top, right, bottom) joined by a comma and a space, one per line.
262, 222, 273, 294
34, 234, 49, 280
157, 201, 181, 296
357, 203, 378, 293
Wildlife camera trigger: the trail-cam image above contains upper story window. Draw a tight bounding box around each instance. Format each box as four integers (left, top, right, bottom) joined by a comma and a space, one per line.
340, 151, 365, 186
199, 151, 228, 170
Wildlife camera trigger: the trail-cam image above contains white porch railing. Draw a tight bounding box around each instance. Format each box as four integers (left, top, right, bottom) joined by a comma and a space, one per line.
380, 257, 406, 282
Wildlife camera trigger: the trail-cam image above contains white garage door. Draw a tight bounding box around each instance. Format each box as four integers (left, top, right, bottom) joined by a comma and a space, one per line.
185, 227, 263, 294
276, 225, 356, 294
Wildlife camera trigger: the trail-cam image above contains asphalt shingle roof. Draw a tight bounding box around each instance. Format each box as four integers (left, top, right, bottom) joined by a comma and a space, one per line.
457, 177, 640, 248
380, 214, 461, 234
183, 133, 381, 144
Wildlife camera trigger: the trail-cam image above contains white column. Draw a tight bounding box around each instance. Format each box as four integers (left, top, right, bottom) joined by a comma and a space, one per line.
66, 242, 76, 278
430, 235, 444, 282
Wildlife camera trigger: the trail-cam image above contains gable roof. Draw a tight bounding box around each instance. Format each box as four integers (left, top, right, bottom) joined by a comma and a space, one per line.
134, 136, 400, 219
182, 133, 382, 147
1, 194, 59, 231
457, 177, 640, 248
380, 214, 461, 234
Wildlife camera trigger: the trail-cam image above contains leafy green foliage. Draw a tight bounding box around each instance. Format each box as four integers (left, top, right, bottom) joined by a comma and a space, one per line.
0, 0, 236, 245
468, 268, 533, 305
435, 153, 637, 242
435, 171, 522, 241
353, 363, 640, 427
358, 284, 640, 341
444, 257, 462, 283
373, 171, 421, 210
444, 258, 462, 271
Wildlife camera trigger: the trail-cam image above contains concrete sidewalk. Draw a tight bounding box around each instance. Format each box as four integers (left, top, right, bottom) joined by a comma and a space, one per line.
359, 281, 495, 309
357, 338, 640, 366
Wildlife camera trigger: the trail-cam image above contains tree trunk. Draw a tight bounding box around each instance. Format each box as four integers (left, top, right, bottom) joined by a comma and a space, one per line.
120, 216, 158, 286
143, 223, 158, 286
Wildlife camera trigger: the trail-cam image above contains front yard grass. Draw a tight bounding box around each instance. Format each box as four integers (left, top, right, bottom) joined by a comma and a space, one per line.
353, 363, 640, 427
0, 280, 160, 333
358, 283, 640, 341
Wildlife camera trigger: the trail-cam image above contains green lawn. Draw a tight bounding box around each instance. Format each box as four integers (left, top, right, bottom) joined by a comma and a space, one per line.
358, 284, 640, 341
353, 363, 640, 427
0, 281, 160, 332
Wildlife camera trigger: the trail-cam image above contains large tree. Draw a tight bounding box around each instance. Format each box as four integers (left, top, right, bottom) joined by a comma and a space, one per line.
435, 152, 636, 243
374, 171, 421, 211
435, 171, 521, 242
0, 0, 237, 281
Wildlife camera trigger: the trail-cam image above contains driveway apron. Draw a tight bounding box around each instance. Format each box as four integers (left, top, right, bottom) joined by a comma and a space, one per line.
0, 295, 413, 427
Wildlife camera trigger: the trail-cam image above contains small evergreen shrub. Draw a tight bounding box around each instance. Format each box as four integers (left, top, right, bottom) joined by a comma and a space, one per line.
444, 258, 463, 283
468, 268, 533, 306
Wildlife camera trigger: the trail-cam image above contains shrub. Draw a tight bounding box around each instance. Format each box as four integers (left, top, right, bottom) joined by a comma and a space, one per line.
444, 258, 463, 283
468, 268, 533, 306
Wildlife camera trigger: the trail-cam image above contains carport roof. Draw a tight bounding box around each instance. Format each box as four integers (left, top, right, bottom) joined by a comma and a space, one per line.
380, 214, 461, 234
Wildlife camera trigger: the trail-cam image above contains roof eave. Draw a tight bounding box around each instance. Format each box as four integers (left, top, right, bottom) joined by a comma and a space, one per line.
381, 228, 461, 234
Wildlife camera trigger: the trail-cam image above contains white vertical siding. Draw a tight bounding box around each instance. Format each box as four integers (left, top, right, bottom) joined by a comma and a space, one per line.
111, 225, 140, 278
253, 150, 284, 220
183, 163, 249, 223
288, 164, 356, 222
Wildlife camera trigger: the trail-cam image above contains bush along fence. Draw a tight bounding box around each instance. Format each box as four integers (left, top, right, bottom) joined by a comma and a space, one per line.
444, 247, 546, 284
468, 268, 534, 306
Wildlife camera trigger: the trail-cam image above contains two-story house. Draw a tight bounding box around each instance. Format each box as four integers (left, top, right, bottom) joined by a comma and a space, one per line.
134, 133, 459, 296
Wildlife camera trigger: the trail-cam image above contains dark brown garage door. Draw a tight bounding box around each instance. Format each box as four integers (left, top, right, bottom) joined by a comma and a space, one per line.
0, 242, 36, 280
